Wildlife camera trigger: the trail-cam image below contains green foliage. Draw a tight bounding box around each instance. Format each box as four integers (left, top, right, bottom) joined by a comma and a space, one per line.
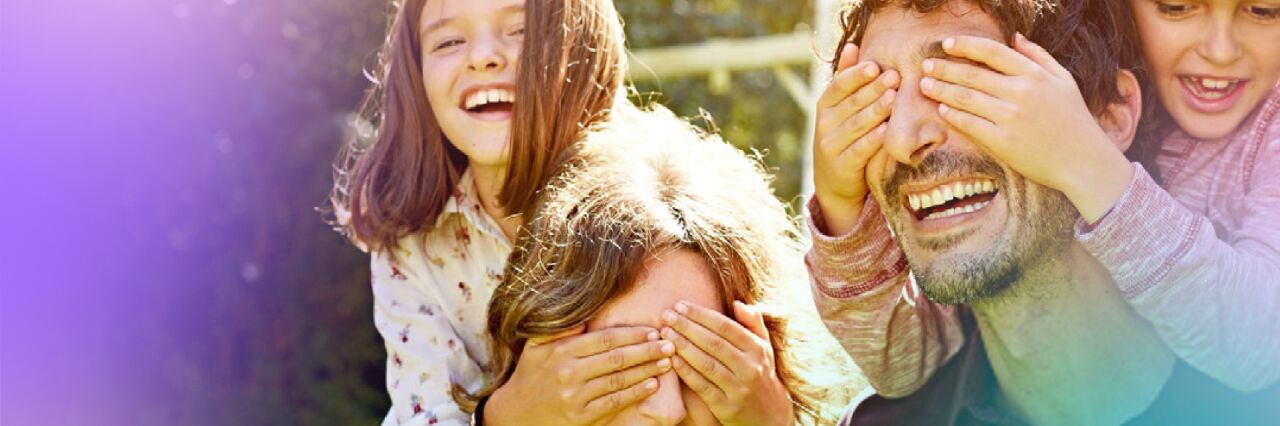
621, 0, 815, 204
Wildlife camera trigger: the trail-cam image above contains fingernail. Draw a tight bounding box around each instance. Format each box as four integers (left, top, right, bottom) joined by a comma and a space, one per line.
862, 63, 877, 78
921, 77, 935, 91
674, 302, 688, 314
943, 37, 955, 50
657, 358, 671, 369
663, 310, 678, 324
661, 342, 675, 355
645, 378, 658, 390
882, 89, 896, 105
662, 327, 675, 339
647, 330, 659, 341
939, 103, 950, 114
922, 59, 934, 73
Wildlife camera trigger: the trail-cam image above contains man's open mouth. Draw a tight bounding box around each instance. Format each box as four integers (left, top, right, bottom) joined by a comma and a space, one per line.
905, 178, 999, 221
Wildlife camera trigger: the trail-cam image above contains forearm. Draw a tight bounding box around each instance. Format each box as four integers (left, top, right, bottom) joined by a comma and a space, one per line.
1079, 165, 1280, 391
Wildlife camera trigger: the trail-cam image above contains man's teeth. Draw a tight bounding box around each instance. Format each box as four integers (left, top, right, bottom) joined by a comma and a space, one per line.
927, 201, 992, 220
907, 179, 997, 214
464, 89, 516, 110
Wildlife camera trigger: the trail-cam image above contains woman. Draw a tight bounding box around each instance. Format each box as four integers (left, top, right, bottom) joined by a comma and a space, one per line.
461, 106, 859, 425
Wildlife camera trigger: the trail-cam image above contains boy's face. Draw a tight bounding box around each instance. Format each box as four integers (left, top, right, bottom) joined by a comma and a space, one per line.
1130, 0, 1280, 139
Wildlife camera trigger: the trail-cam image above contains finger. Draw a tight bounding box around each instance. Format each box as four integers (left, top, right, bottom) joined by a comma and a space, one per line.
920, 77, 1013, 125
732, 301, 770, 342
836, 43, 859, 73
661, 324, 743, 390
819, 70, 899, 135
938, 103, 1003, 151
667, 301, 759, 353
560, 325, 658, 357
526, 324, 586, 349
671, 355, 728, 408
841, 121, 887, 164
581, 377, 661, 422
824, 91, 893, 157
942, 35, 1038, 76
575, 339, 675, 381
578, 357, 673, 404
922, 57, 1012, 99
818, 61, 881, 108
1013, 32, 1069, 78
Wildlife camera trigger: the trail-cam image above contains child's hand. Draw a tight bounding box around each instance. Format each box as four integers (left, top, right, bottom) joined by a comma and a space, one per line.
920, 33, 1133, 222
814, 43, 899, 235
486, 325, 674, 425
661, 301, 793, 426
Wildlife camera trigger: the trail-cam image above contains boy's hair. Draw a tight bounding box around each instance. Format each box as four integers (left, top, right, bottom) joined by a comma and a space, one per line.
833, 0, 1144, 116
326, 0, 628, 252
456, 106, 851, 421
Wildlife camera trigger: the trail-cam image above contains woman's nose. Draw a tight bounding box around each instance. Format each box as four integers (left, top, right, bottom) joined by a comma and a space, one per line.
637, 371, 687, 426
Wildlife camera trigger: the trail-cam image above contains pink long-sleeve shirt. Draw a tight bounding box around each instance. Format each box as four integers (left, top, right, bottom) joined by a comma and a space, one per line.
808, 85, 1280, 397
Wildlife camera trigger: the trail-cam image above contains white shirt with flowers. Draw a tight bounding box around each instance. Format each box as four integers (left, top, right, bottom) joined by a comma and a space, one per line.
371, 170, 512, 426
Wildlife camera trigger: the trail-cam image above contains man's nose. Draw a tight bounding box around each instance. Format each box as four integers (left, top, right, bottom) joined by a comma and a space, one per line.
882, 75, 946, 167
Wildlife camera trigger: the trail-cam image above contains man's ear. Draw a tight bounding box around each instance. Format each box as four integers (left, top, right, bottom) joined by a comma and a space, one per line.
1097, 69, 1142, 152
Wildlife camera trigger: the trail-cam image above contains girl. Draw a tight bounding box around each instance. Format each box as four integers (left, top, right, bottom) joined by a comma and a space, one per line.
328, 1, 675, 424
810, 0, 1280, 397
460, 106, 855, 425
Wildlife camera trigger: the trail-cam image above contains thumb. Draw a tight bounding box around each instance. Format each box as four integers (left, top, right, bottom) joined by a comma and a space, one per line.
527, 323, 586, 347
732, 300, 770, 341
836, 43, 860, 73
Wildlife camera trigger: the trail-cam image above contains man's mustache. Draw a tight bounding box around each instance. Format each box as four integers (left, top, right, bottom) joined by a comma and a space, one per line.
883, 151, 1006, 207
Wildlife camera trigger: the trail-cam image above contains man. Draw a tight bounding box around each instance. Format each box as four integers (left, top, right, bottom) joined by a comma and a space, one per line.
806, 0, 1277, 424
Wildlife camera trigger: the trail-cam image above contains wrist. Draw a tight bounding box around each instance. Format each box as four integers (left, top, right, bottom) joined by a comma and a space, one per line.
814, 191, 865, 236
1065, 150, 1133, 224
483, 385, 510, 426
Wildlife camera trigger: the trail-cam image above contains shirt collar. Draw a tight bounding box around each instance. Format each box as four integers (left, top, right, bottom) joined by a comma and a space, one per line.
438, 168, 512, 246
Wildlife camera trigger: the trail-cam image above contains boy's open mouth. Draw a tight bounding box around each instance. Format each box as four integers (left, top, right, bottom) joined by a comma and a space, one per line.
1179, 75, 1244, 101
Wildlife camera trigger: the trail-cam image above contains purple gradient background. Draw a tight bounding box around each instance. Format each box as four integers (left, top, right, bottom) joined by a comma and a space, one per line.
2, 0, 373, 423
5, 1, 1280, 424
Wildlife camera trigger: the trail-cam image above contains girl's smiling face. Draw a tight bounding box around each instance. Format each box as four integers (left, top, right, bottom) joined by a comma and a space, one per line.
419, 0, 525, 169
1131, 0, 1280, 139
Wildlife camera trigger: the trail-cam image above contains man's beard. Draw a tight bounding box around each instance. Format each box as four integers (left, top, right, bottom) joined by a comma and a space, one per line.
882, 151, 1076, 305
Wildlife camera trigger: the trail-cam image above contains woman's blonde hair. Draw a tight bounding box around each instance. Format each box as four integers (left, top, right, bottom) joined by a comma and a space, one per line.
456, 106, 857, 423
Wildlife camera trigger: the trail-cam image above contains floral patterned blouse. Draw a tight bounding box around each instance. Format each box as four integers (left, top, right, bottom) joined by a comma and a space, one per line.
370, 170, 511, 426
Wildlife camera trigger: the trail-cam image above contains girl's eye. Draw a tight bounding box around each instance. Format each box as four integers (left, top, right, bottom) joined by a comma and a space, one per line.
1154, 1, 1197, 17
1246, 5, 1280, 20
508, 26, 525, 37
433, 39, 463, 52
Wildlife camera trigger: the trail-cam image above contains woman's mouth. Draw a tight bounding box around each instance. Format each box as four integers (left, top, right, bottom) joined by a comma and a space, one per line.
1178, 75, 1247, 114
460, 88, 516, 121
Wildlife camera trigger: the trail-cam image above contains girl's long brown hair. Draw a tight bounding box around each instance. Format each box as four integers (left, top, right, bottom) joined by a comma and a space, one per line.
455, 106, 854, 423
326, 0, 627, 252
